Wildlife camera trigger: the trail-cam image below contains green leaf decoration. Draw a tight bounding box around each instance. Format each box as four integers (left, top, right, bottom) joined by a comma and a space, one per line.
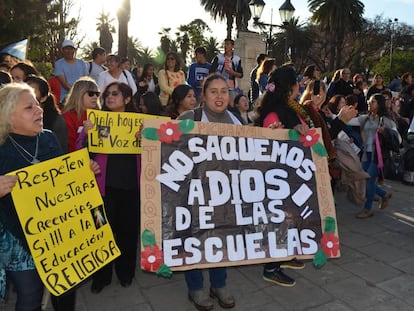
156, 264, 173, 278
312, 142, 328, 157
313, 249, 328, 268
288, 129, 300, 141
142, 127, 159, 140
324, 216, 336, 233
179, 119, 195, 133
141, 229, 156, 247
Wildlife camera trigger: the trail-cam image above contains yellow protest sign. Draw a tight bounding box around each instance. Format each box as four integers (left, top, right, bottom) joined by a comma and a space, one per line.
9, 148, 120, 296
87, 109, 169, 154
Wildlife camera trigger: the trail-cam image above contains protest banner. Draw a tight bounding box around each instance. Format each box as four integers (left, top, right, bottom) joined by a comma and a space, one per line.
86, 109, 169, 154
8, 148, 120, 296
140, 119, 340, 275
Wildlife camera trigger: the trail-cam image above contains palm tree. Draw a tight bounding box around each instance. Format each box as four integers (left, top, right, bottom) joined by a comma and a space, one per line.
308, 0, 365, 71
117, 0, 130, 58
200, 0, 238, 39
204, 37, 221, 63
272, 17, 314, 69
126, 36, 143, 67
96, 12, 115, 53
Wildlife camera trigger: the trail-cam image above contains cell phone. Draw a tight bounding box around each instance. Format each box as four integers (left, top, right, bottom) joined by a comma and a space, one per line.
313, 80, 320, 95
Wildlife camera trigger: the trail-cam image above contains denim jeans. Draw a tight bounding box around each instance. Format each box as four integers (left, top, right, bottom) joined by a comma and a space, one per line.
184, 267, 227, 291
362, 152, 386, 210
7, 269, 43, 311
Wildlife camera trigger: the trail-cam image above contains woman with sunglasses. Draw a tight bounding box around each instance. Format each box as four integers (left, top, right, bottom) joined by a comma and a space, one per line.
80, 82, 141, 294
62, 77, 101, 152
158, 52, 186, 107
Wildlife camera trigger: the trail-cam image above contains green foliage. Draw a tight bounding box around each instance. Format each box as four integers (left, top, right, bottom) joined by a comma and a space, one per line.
0, 0, 51, 47
33, 62, 54, 79
372, 51, 414, 81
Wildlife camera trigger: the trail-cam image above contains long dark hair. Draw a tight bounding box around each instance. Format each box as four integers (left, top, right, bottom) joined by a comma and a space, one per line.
255, 65, 299, 128
172, 84, 192, 111
25, 75, 60, 130
139, 63, 155, 80
370, 93, 389, 117
164, 52, 181, 72
141, 92, 162, 115
102, 82, 137, 112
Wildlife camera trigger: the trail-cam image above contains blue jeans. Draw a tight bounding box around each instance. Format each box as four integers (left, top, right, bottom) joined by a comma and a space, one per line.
184, 267, 227, 291
362, 153, 386, 210
7, 269, 43, 311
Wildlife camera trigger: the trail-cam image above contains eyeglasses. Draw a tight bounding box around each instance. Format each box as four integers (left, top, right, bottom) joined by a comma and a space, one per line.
87, 91, 100, 97
104, 90, 121, 97
167, 57, 176, 61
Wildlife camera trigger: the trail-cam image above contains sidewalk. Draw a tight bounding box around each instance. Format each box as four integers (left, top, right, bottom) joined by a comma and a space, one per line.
3, 179, 414, 311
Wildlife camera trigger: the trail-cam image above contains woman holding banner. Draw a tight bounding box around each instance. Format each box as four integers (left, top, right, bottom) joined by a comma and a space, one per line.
79, 82, 141, 294
0, 83, 100, 311
254, 66, 309, 287
177, 74, 238, 311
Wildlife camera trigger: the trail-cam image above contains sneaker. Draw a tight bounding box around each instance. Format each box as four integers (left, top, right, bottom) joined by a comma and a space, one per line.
263, 269, 296, 287
210, 287, 235, 309
280, 258, 305, 270
356, 208, 374, 219
379, 193, 392, 210
188, 289, 214, 311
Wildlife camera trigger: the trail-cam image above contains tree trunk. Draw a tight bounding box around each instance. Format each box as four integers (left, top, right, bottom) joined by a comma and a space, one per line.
117, 0, 130, 58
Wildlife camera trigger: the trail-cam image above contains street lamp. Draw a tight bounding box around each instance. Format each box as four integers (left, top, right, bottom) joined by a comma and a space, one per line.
249, 0, 295, 60
279, 0, 295, 62
249, 0, 275, 55
389, 18, 398, 83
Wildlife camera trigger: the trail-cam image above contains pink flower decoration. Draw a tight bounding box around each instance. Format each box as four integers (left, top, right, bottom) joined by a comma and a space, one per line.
156, 121, 182, 144
320, 232, 340, 257
266, 82, 275, 92
299, 129, 320, 147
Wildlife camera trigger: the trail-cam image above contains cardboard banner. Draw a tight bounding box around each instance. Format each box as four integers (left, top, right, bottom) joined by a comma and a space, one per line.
87, 109, 169, 154
9, 149, 120, 296
140, 119, 340, 274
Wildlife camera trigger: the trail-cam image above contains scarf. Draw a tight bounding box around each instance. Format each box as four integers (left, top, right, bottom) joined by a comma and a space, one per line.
303, 103, 336, 160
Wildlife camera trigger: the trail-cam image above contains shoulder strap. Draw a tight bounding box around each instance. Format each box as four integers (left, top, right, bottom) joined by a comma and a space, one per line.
193, 107, 203, 121
88, 61, 93, 74
122, 70, 129, 85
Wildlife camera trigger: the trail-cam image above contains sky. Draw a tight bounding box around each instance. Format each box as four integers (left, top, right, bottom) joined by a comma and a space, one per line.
72, 0, 414, 52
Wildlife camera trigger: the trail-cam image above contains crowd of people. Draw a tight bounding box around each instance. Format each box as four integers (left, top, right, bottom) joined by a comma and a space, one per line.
0, 36, 411, 311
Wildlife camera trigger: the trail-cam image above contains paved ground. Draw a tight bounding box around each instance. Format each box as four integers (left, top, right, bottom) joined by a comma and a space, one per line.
2, 179, 414, 311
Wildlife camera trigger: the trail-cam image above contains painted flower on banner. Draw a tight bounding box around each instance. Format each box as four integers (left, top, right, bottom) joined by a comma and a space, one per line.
156, 121, 182, 144
299, 129, 320, 147
141, 245, 163, 272
320, 232, 340, 257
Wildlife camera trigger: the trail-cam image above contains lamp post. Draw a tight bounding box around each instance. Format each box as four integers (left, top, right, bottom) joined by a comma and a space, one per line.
249, 0, 295, 60
389, 18, 398, 83
249, 0, 274, 55
279, 0, 295, 62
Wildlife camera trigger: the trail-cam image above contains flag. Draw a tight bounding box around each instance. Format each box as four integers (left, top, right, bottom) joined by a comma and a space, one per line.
0, 38, 28, 60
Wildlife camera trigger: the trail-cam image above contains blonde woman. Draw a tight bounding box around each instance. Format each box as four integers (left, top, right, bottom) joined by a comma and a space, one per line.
0, 83, 100, 311
62, 77, 101, 152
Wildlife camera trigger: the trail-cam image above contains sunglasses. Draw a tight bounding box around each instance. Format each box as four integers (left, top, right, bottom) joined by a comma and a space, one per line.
87, 91, 100, 97
104, 90, 121, 97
